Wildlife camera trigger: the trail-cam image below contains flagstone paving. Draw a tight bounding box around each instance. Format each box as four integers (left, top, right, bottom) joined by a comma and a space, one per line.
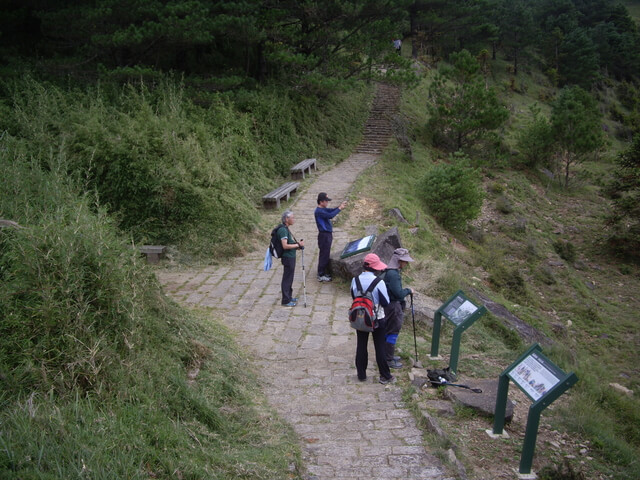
157, 150, 456, 480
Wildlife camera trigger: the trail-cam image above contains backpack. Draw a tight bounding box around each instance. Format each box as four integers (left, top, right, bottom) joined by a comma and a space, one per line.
426, 367, 457, 387
349, 275, 383, 332
269, 224, 286, 258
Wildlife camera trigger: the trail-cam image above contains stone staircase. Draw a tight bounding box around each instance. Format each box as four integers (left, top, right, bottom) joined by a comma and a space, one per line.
354, 82, 401, 154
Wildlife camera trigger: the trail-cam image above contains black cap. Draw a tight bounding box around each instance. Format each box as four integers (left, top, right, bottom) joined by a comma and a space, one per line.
317, 192, 331, 203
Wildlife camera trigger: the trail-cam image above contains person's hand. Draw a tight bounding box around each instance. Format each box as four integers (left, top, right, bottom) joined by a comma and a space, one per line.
298, 239, 305, 249
340, 200, 347, 209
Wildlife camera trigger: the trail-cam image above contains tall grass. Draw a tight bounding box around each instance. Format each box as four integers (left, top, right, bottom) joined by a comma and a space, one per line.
0, 76, 369, 258
0, 150, 302, 478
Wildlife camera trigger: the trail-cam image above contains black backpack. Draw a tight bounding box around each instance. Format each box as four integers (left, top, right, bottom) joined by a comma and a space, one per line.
348, 276, 383, 332
269, 224, 286, 258
426, 367, 457, 387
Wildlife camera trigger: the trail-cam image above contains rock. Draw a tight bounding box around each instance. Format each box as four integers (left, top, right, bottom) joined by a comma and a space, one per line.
609, 383, 634, 396
388, 208, 408, 223
444, 378, 515, 422
329, 227, 402, 280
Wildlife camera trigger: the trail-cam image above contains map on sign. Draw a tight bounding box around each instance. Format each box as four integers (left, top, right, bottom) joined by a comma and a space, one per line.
509, 351, 563, 401
442, 295, 478, 325
340, 235, 375, 258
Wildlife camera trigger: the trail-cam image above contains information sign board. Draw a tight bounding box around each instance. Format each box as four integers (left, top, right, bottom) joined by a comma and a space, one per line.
508, 351, 564, 402
442, 294, 479, 325
340, 235, 376, 258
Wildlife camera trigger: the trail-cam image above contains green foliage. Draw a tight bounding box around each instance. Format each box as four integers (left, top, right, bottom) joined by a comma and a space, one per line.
516, 104, 556, 168
606, 134, 640, 260
559, 27, 600, 88
551, 85, 605, 187
553, 239, 577, 263
418, 154, 484, 230
488, 264, 528, 301
427, 50, 509, 151
0, 149, 301, 479
1, 76, 369, 257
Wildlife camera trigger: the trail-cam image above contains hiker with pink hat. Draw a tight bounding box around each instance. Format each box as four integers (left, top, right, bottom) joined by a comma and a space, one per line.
350, 253, 395, 384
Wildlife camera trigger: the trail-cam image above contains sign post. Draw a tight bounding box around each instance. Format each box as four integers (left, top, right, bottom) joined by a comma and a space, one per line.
488, 343, 579, 478
429, 290, 486, 374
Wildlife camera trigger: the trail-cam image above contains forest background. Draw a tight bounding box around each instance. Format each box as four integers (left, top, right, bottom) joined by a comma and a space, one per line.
1, 1, 639, 479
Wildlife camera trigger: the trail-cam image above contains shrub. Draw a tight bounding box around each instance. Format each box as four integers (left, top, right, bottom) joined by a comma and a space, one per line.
516, 104, 555, 169
418, 155, 484, 230
553, 239, 577, 263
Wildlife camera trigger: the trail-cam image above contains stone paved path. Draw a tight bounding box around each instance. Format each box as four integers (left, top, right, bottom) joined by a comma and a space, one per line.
158, 112, 454, 480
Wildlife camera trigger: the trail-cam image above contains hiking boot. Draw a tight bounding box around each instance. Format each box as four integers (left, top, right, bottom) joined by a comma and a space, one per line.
388, 358, 403, 369
283, 301, 297, 307
317, 275, 332, 282
379, 375, 396, 385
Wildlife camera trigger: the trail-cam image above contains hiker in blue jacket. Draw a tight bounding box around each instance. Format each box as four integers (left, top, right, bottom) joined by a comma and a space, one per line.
351, 253, 394, 384
314, 192, 347, 282
382, 248, 414, 369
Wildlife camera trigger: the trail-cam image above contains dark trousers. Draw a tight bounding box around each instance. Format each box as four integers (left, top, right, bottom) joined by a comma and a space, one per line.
281, 256, 296, 304
317, 231, 332, 276
355, 319, 391, 380
383, 301, 404, 343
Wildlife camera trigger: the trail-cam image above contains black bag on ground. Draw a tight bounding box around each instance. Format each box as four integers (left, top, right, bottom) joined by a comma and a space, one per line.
426, 367, 457, 387
269, 224, 286, 258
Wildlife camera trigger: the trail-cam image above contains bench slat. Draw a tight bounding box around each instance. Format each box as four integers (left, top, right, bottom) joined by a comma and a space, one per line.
290, 158, 317, 179
263, 181, 300, 209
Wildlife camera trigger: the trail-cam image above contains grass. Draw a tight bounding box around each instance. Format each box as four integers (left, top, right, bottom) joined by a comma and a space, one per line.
343, 62, 640, 479
0, 116, 306, 480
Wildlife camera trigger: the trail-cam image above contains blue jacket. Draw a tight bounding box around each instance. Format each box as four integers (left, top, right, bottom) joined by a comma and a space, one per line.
315, 206, 342, 233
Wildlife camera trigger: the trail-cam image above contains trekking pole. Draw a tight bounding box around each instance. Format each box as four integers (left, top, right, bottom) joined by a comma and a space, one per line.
410, 293, 422, 368
431, 379, 483, 393
300, 240, 307, 307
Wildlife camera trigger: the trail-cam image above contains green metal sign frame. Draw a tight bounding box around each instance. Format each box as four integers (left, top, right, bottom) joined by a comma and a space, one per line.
490, 343, 579, 476
429, 290, 486, 374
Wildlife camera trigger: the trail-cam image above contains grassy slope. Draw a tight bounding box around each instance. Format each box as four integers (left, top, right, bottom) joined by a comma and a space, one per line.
0, 78, 373, 479
343, 59, 639, 479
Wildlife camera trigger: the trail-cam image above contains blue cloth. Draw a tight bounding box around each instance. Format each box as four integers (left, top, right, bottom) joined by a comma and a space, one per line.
386, 333, 399, 345
263, 247, 272, 271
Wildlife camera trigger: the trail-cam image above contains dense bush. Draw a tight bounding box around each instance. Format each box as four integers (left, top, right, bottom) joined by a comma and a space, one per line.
0, 151, 154, 393
606, 134, 640, 260
1, 76, 369, 257
0, 149, 302, 479
516, 104, 556, 168
418, 155, 484, 230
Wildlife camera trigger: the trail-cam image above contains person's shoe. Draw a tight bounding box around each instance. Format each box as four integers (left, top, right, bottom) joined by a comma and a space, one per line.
283, 301, 297, 307
291, 297, 298, 302
388, 359, 403, 369
317, 275, 331, 282
393, 356, 401, 361
358, 376, 366, 382
379, 375, 396, 385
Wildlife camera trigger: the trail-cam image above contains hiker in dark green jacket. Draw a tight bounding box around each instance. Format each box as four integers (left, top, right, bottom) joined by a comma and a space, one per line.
382, 248, 414, 368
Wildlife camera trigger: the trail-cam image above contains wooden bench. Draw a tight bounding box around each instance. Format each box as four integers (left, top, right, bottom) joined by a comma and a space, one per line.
290, 158, 317, 179
262, 181, 300, 209
139, 245, 167, 264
